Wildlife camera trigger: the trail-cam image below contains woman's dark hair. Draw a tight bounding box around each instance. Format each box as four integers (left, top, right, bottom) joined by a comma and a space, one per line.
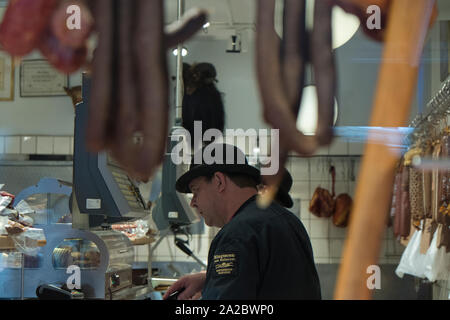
182, 62, 225, 148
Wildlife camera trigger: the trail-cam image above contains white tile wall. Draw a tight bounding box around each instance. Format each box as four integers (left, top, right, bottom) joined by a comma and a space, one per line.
37, 136, 54, 154
310, 219, 329, 238
330, 239, 344, 258
0, 136, 4, 154
70, 137, 74, 155
54, 136, 71, 155
21, 136, 36, 154
4, 136, 20, 154
290, 158, 308, 180
311, 239, 330, 258
291, 180, 310, 199
0, 135, 74, 155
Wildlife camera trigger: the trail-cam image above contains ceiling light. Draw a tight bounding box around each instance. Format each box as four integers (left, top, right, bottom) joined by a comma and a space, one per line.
296, 85, 339, 135
172, 47, 188, 57
305, 0, 360, 49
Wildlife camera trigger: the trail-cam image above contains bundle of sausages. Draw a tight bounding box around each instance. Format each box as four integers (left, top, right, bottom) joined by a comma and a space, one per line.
256, 0, 338, 206
0, 0, 207, 182
255, 0, 392, 206
85, 0, 207, 181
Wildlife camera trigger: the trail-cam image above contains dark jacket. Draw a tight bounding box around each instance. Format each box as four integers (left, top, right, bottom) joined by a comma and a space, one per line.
202, 196, 321, 300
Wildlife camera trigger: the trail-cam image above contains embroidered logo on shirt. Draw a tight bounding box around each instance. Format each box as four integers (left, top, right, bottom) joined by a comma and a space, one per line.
213, 253, 237, 276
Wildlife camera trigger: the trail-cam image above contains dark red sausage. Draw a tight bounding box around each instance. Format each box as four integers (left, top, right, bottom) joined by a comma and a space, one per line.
311, 0, 336, 146
164, 8, 208, 49
256, 0, 317, 156
0, 0, 59, 56
109, 0, 139, 172
39, 28, 88, 74
86, 0, 114, 152
132, 0, 169, 181
281, 0, 307, 115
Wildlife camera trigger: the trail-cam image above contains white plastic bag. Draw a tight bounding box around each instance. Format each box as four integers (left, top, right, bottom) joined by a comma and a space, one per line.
0, 194, 13, 213
0, 216, 9, 235
423, 224, 450, 282
11, 228, 46, 256
395, 226, 427, 279
14, 200, 35, 215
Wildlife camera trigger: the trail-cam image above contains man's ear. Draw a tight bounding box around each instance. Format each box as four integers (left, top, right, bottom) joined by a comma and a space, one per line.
213, 172, 227, 193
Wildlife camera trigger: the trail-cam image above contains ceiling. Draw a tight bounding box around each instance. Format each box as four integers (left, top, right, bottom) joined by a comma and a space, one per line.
165, 0, 450, 38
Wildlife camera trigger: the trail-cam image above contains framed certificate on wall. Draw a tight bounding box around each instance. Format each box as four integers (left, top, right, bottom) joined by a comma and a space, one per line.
0, 50, 14, 101
20, 59, 68, 97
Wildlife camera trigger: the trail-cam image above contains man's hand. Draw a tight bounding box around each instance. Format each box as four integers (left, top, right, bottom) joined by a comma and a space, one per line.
163, 271, 206, 300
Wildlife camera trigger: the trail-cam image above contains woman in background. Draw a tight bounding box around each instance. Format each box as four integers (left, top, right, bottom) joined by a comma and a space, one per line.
182, 62, 225, 149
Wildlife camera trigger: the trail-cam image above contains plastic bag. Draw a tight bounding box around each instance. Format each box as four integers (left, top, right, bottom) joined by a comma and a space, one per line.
395, 226, 427, 279
0, 216, 9, 235
423, 224, 450, 282
0, 192, 14, 213
11, 228, 46, 256
14, 200, 35, 215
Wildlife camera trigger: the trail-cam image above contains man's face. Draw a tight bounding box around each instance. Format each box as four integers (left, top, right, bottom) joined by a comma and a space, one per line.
189, 176, 220, 227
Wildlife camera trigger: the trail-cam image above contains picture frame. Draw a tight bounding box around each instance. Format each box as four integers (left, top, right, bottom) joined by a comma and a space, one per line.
20, 59, 69, 97
0, 49, 14, 101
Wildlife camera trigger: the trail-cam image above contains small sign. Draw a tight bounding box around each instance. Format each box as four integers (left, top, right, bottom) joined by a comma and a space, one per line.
20, 59, 68, 97
168, 211, 179, 219
86, 198, 101, 209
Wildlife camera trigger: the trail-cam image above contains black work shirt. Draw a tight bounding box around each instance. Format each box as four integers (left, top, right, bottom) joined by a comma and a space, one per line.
201, 196, 321, 300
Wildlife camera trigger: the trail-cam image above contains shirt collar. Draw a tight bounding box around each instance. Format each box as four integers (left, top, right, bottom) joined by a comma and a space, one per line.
231, 194, 257, 220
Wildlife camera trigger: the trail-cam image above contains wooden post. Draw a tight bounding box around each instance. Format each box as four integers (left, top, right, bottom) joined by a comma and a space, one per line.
334, 0, 436, 299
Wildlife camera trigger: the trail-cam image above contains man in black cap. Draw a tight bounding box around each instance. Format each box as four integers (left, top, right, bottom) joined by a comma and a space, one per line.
163, 143, 321, 300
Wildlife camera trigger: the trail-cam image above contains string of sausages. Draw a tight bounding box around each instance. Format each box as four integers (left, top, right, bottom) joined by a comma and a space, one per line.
0, 0, 207, 182
256, 0, 336, 207
255, 0, 393, 207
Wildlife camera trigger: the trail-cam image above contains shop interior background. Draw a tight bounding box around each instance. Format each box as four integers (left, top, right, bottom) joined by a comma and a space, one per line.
0, 0, 449, 300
